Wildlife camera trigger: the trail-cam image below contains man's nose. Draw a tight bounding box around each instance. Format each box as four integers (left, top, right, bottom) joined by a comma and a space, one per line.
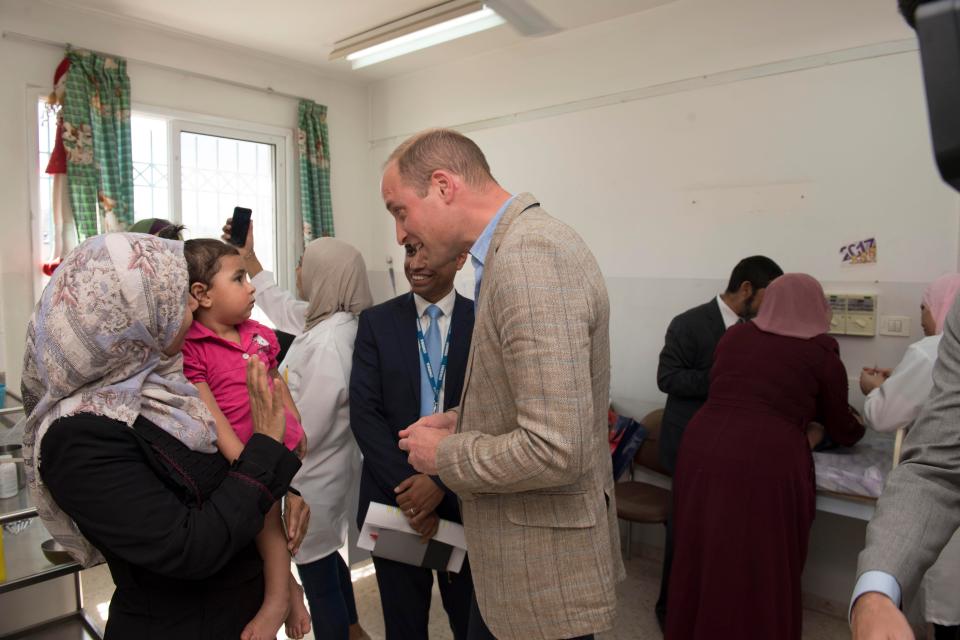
410, 253, 428, 270
395, 218, 408, 245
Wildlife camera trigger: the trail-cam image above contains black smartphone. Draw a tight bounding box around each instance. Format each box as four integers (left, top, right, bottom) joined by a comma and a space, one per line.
229, 207, 252, 247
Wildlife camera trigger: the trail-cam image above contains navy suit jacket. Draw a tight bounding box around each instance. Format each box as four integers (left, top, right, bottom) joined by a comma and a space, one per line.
350, 291, 474, 527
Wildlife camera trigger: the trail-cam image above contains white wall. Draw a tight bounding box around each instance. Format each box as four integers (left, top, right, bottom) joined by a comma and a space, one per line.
365, 0, 960, 609
370, 58, 959, 413
2, 0, 957, 615
0, 0, 371, 391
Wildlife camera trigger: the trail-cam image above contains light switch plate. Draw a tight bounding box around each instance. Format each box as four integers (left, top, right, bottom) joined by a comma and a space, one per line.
879, 315, 911, 337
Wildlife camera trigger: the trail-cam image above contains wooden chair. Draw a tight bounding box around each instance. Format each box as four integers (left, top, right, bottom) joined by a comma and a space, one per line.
615, 408, 671, 558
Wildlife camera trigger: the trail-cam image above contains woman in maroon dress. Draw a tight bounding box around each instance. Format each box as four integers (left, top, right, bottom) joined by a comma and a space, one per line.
665, 273, 864, 640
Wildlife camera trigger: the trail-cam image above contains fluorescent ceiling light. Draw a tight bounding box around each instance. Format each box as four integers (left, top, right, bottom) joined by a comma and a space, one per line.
345, 6, 504, 69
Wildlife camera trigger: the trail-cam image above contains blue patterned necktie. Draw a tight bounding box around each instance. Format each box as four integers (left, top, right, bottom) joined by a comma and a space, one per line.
419, 304, 444, 416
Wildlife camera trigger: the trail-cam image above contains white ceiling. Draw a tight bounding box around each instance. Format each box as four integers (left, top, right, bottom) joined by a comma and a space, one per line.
45, 0, 677, 80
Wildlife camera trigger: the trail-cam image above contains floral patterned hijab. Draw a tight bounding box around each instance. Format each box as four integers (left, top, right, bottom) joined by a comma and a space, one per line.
21, 233, 216, 565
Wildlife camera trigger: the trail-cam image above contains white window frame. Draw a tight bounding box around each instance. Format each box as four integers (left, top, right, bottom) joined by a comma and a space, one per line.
27, 90, 50, 302
143, 104, 298, 292
29, 100, 300, 296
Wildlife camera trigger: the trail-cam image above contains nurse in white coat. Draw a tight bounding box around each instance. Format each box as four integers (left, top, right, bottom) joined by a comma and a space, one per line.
859, 273, 960, 635
231, 221, 373, 640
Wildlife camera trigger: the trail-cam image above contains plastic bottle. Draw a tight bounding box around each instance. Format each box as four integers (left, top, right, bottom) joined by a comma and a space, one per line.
0, 454, 17, 499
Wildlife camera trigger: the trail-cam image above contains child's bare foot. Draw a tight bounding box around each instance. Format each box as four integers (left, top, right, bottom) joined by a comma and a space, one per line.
240, 594, 289, 640
284, 579, 312, 639
349, 622, 371, 640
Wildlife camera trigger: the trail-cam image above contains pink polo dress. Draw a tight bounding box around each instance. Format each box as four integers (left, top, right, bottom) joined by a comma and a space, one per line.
182, 318, 304, 451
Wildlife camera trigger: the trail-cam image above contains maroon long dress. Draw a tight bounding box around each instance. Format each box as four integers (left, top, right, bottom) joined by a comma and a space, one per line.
665, 322, 864, 640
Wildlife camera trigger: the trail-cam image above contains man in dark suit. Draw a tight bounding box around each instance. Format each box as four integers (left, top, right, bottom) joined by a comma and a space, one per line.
653, 255, 783, 628
350, 241, 475, 640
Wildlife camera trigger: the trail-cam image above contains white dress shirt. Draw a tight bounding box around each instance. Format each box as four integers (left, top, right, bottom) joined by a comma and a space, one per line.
863, 335, 941, 433
716, 294, 741, 329
413, 287, 456, 411
251, 270, 362, 564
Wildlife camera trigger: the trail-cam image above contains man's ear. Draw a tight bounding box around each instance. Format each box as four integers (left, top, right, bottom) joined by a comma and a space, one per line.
738, 281, 754, 299
432, 170, 456, 203
190, 282, 212, 309
454, 251, 469, 271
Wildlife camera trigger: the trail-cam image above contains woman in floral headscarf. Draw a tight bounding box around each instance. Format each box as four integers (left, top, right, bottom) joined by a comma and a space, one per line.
858, 273, 960, 637
21, 233, 301, 639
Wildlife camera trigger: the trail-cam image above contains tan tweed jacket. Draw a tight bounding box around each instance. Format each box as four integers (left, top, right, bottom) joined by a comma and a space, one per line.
436, 192, 624, 640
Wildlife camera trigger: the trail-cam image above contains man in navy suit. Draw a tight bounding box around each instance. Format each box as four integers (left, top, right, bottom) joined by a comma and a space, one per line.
350, 241, 475, 640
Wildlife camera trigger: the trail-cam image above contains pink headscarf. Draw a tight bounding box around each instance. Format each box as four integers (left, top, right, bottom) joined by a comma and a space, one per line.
922, 274, 960, 335
753, 273, 831, 339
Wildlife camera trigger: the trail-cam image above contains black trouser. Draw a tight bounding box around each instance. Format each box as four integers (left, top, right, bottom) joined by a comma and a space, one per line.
373, 554, 474, 640
296, 552, 358, 640
466, 591, 594, 640
655, 511, 674, 628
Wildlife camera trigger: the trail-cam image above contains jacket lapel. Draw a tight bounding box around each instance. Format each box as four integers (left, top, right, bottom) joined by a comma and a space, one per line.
708, 297, 728, 340
392, 293, 421, 406
458, 193, 540, 428
445, 293, 474, 410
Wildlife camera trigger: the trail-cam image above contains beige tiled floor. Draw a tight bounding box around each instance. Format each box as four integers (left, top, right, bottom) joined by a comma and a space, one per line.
80, 555, 850, 639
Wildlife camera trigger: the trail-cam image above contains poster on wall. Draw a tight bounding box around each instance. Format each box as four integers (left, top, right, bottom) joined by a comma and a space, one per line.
840, 237, 877, 265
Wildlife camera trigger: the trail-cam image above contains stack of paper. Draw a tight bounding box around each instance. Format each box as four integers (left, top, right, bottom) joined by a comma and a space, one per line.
359, 502, 467, 573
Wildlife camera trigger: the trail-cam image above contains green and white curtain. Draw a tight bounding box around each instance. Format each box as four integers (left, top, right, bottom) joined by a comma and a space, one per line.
62, 49, 134, 240
297, 99, 334, 240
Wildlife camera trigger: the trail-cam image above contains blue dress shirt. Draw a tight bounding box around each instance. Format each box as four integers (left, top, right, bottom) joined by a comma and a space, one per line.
849, 571, 902, 622
468, 195, 515, 307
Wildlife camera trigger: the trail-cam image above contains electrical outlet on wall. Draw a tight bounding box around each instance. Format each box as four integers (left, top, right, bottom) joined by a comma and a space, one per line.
879, 315, 911, 337
826, 293, 877, 336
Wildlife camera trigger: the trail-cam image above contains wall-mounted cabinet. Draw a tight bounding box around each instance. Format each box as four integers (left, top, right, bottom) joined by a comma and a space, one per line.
827, 294, 877, 337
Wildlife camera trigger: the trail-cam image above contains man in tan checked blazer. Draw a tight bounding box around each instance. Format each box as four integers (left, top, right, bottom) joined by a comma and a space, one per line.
385, 129, 624, 640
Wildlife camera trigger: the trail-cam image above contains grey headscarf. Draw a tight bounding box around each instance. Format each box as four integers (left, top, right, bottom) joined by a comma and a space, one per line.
301, 238, 373, 331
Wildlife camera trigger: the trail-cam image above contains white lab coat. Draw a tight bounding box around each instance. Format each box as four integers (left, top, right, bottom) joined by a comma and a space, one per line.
251, 271, 361, 564
863, 335, 941, 432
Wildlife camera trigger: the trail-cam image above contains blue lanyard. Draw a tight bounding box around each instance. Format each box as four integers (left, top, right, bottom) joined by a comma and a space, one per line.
416, 316, 452, 414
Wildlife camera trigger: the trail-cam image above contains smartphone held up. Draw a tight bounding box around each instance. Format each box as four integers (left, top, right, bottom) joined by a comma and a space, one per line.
229, 207, 252, 247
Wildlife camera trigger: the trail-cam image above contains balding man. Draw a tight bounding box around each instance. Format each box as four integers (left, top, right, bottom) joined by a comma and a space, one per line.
389, 129, 623, 640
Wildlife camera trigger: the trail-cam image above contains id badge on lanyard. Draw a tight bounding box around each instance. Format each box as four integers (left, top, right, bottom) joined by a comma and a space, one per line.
416, 318, 451, 414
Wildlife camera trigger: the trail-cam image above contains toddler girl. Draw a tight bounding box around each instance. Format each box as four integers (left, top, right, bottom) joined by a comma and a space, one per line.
181, 238, 311, 640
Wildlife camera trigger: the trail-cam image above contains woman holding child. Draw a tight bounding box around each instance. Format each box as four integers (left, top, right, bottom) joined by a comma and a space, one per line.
21, 233, 305, 639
